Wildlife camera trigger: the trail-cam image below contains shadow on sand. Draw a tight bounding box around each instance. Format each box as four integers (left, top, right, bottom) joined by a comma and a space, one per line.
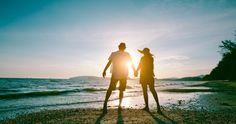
95, 109, 124, 124
95, 109, 176, 124
95, 113, 106, 124
147, 110, 177, 124
117, 109, 124, 124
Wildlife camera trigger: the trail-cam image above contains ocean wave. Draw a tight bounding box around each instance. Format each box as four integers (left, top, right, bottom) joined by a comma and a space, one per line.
49, 79, 62, 82
0, 89, 19, 92
0, 94, 137, 112
82, 88, 106, 92
0, 88, 107, 100
0, 91, 67, 100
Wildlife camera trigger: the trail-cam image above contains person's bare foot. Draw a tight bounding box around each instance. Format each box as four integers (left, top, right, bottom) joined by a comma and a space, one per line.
142, 107, 149, 111
118, 105, 122, 111
102, 104, 107, 114
157, 106, 162, 114
102, 108, 107, 114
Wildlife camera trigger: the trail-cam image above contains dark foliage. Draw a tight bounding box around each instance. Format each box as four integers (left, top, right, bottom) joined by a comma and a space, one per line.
204, 40, 236, 80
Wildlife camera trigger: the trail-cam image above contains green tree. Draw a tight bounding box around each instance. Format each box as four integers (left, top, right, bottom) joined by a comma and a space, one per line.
204, 40, 236, 80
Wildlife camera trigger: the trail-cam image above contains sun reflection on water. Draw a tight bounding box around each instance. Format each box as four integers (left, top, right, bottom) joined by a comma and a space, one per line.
110, 90, 133, 108
121, 96, 131, 107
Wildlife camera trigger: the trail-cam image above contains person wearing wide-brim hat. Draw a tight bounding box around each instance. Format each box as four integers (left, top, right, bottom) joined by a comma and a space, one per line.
135, 48, 162, 113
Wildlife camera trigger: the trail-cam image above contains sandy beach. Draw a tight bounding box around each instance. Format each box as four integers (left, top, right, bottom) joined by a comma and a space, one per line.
1, 107, 236, 124
1, 81, 236, 123
1, 0, 236, 123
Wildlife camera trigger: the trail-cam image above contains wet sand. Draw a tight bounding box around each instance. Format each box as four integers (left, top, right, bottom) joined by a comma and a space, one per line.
161, 81, 236, 111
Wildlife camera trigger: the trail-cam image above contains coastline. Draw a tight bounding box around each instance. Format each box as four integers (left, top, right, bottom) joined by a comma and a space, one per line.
1, 108, 235, 124
1, 80, 236, 123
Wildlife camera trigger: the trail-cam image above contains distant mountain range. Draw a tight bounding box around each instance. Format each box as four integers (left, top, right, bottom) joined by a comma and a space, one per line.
159, 75, 205, 81
69, 76, 102, 80
70, 76, 135, 80
70, 75, 206, 81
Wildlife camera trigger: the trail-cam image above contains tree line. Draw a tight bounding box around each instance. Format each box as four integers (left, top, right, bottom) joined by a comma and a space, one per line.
204, 40, 236, 80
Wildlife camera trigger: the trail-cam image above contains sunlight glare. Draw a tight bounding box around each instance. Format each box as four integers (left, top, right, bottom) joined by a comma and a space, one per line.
121, 97, 131, 107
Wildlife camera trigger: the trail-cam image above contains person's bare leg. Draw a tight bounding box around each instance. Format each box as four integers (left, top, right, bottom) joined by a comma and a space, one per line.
118, 79, 127, 110
142, 84, 149, 110
150, 86, 161, 113
118, 90, 124, 109
103, 78, 117, 113
104, 89, 112, 106
103, 89, 112, 113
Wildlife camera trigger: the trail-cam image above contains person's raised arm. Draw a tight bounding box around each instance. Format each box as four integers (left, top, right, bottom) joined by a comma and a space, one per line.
135, 58, 142, 77
137, 60, 141, 72
131, 60, 136, 72
127, 54, 136, 72
102, 60, 112, 78
131, 60, 138, 77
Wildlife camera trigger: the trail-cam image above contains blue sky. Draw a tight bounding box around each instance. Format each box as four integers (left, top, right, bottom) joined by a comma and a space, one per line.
0, 0, 236, 78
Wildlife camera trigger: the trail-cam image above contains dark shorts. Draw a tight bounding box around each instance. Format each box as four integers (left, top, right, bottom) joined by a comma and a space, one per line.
140, 76, 154, 87
108, 75, 127, 91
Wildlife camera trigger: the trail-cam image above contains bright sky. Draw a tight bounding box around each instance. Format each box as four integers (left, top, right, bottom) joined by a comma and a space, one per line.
0, 0, 236, 79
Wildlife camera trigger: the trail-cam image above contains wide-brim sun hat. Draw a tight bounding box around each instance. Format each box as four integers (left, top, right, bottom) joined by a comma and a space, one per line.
138, 48, 153, 56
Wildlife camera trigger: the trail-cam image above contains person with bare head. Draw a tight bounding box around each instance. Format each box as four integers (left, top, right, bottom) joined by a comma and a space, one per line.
102, 42, 136, 114
135, 48, 162, 113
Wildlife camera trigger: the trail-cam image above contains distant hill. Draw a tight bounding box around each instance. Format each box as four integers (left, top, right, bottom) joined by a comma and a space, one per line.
69, 76, 102, 80
204, 40, 236, 80
159, 75, 205, 81
70, 75, 205, 81
158, 77, 179, 81
69, 76, 136, 80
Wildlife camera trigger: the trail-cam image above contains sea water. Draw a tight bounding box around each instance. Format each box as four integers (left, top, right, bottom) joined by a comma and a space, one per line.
0, 77, 209, 120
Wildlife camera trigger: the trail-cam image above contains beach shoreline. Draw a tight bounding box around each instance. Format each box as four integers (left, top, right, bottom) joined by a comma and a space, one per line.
1, 81, 236, 123
1, 107, 236, 124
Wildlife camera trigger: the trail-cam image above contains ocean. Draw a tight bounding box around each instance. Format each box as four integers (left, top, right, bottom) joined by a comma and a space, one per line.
0, 76, 209, 120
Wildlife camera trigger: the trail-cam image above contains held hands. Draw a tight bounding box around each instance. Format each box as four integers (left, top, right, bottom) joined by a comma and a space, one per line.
134, 70, 138, 77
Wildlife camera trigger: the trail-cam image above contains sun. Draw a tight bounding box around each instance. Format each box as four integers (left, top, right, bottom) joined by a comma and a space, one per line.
127, 50, 141, 78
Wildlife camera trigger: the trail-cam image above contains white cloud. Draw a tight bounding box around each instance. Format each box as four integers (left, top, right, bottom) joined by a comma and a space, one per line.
160, 55, 190, 61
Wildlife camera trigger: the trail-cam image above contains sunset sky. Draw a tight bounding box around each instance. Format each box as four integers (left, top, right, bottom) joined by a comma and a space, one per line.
0, 0, 236, 78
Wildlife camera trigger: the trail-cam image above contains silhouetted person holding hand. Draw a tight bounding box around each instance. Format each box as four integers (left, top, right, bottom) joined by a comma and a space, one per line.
102, 42, 136, 114
135, 48, 161, 113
